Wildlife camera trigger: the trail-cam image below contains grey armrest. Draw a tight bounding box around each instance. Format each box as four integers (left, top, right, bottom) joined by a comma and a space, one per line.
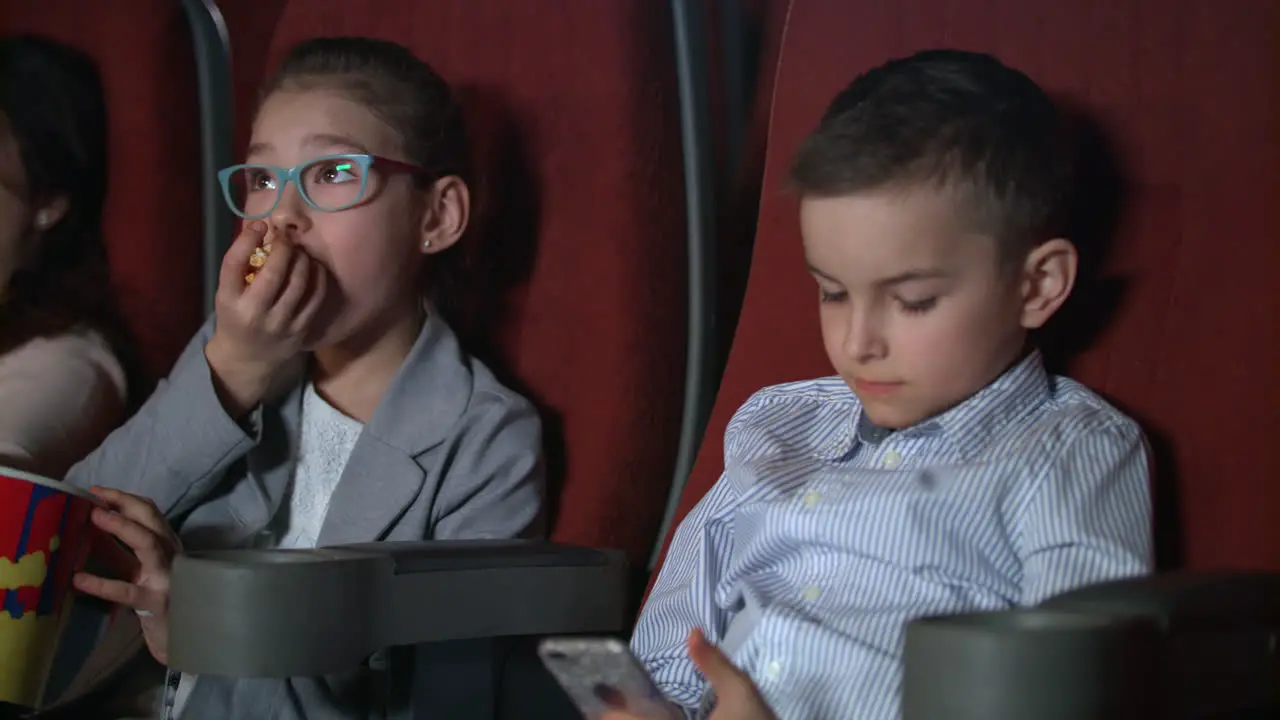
902, 571, 1280, 720
1038, 569, 1280, 626
167, 540, 628, 678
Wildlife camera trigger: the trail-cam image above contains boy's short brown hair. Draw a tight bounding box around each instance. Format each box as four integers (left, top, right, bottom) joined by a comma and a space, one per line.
790, 50, 1075, 261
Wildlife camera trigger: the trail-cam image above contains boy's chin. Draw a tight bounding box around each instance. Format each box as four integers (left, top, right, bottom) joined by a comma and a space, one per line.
855, 397, 930, 431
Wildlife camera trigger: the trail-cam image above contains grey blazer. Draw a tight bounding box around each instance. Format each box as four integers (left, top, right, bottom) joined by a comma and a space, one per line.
65, 312, 545, 719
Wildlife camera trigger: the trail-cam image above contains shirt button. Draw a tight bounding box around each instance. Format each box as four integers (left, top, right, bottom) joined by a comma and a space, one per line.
801, 490, 822, 508
801, 585, 822, 602
763, 660, 783, 681
881, 449, 903, 469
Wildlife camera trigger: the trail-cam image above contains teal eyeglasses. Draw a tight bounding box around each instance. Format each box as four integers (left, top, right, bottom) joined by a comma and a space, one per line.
217, 153, 426, 220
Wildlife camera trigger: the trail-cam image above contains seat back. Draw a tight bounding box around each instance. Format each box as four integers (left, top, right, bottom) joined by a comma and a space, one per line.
2, 2, 206, 380
646, 0, 792, 567
653, 0, 1280, 581
704, 0, 790, 353
215, 0, 292, 157
234, 1, 689, 571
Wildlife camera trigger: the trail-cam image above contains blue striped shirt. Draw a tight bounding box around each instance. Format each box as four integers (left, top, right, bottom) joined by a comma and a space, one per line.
632, 351, 1153, 719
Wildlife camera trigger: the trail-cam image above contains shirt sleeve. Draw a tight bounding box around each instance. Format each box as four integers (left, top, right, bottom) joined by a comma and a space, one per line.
630, 475, 739, 714
631, 388, 778, 715
0, 332, 127, 478
1015, 416, 1154, 605
63, 316, 262, 519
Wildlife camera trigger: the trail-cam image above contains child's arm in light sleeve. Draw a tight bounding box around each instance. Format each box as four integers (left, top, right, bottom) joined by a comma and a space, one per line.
1016, 416, 1154, 605
64, 316, 261, 518
0, 332, 126, 478
631, 472, 741, 716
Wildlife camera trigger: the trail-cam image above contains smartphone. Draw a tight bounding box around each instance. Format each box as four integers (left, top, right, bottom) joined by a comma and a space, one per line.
537, 637, 675, 719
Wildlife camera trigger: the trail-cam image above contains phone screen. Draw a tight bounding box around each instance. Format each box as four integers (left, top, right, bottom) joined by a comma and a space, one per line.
538, 637, 675, 719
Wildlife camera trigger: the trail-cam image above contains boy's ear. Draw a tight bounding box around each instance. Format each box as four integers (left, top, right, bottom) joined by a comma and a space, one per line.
1018, 238, 1077, 329
419, 175, 469, 255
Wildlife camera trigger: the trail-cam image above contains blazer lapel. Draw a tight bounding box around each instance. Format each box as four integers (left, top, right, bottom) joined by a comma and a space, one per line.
313, 436, 426, 547
316, 312, 474, 546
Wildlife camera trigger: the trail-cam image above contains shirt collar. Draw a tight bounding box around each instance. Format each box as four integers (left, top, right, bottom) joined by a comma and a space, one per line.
843, 350, 1051, 461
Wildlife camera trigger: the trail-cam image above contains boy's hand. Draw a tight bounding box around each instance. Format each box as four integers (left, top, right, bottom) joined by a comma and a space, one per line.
602, 629, 777, 720
205, 221, 329, 416
688, 629, 777, 720
72, 487, 182, 665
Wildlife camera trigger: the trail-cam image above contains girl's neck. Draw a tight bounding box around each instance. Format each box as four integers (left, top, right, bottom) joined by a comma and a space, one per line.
310, 303, 425, 423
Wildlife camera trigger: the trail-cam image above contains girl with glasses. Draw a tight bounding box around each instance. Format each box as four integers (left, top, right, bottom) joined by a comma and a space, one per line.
67, 37, 546, 719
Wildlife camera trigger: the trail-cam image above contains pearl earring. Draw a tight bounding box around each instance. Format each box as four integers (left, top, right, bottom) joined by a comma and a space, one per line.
422, 240, 432, 249
34, 212, 51, 229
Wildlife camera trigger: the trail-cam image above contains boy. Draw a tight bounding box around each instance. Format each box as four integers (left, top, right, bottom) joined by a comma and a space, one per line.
616, 50, 1153, 719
